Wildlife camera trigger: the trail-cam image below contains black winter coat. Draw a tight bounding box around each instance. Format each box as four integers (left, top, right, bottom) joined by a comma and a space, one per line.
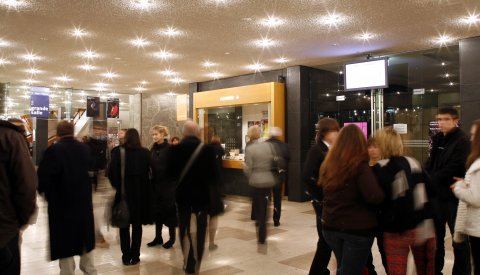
37, 137, 95, 260
150, 141, 175, 209
86, 137, 107, 171
109, 146, 153, 225
303, 142, 329, 202
166, 136, 220, 211
425, 127, 470, 201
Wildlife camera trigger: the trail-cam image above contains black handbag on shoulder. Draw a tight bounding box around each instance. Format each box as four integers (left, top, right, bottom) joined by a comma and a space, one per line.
111, 147, 130, 228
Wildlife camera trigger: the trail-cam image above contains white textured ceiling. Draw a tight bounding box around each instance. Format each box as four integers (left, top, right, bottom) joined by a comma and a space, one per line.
0, 0, 479, 94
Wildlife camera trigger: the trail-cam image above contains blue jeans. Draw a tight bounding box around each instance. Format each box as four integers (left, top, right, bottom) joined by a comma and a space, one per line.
323, 229, 374, 275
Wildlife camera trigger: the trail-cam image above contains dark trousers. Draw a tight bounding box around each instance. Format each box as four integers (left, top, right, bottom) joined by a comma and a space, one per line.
323, 230, 374, 275
433, 199, 470, 275
470, 236, 480, 275
119, 224, 143, 262
154, 220, 175, 242
272, 183, 282, 223
309, 202, 332, 275
178, 205, 208, 274
0, 234, 20, 275
251, 187, 271, 243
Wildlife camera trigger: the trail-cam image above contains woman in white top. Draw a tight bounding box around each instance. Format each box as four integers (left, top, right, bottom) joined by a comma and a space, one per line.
453, 119, 480, 275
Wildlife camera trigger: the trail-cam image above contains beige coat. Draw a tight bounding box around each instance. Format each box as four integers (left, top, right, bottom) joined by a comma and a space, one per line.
244, 141, 276, 188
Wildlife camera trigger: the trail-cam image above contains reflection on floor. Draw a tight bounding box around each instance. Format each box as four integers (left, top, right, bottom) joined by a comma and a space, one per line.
21, 177, 454, 274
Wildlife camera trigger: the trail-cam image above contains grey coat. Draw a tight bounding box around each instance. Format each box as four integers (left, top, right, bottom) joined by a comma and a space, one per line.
244, 141, 276, 188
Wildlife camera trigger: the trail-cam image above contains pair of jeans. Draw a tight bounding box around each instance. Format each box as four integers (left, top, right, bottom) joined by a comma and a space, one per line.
323, 229, 374, 275
119, 223, 143, 262
0, 234, 20, 275
308, 201, 332, 275
251, 187, 271, 243
433, 199, 470, 275
178, 205, 208, 274
58, 251, 97, 275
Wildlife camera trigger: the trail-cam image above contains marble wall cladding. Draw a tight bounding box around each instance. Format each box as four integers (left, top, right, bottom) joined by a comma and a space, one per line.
129, 94, 142, 132
141, 93, 185, 147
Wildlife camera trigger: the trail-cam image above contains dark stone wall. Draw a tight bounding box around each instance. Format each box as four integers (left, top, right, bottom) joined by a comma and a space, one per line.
460, 36, 480, 132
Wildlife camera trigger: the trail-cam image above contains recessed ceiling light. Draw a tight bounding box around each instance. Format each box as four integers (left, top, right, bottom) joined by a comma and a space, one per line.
79, 64, 97, 71
101, 71, 119, 79
0, 0, 29, 9
130, 36, 150, 47
94, 82, 109, 87
25, 67, 42, 75
358, 32, 375, 40
202, 61, 216, 68
441, 62, 446, 66
166, 91, 177, 96
80, 50, 99, 59
254, 37, 278, 48
208, 71, 223, 79
433, 34, 454, 45
259, 16, 285, 28
275, 57, 288, 63
153, 50, 176, 60
23, 78, 38, 84
52, 83, 60, 88
20, 52, 42, 62
0, 38, 12, 47
318, 13, 347, 26
56, 75, 72, 82
247, 62, 265, 72
224, 52, 231, 55
140, 80, 148, 85
459, 13, 480, 25
445, 73, 450, 77
449, 82, 454, 86
134, 86, 146, 92
169, 77, 185, 84
129, 0, 157, 11
160, 69, 177, 76
0, 58, 11, 65
160, 27, 183, 37
70, 27, 89, 38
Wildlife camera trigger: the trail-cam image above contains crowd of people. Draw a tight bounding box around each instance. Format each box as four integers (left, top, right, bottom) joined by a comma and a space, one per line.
1, 106, 480, 275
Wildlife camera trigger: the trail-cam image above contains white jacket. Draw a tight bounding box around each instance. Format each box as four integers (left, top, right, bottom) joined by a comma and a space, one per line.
453, 158, 480, 238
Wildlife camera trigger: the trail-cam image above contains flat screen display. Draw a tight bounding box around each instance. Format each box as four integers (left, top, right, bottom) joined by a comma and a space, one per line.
344, 58, 388, 91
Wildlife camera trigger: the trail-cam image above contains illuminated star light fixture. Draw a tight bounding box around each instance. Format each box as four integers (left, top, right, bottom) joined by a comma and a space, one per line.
208, 71, 223, 80
459, 13, 480, 25
129, 0, 158, 11
70, 27, 89, 38
25, 67, 42, 75
134, 86, 146, 92
160, 69, 177, 76
0, 38, 12, 47
79, 64, 97, 71
20, 52, 42, 62
0, 57, 11, 65
80, 49, 99, 60
160, 27, 183, 37
433, 34, 454, 45
101, 71, 119, 79
0, 0, 29, 9
318, 13, 347, 26
247, 62, 266, 72
254, 37, 278, 48
166, 90, 177, 96
56, 75, 72, 82
275, 57, 288, 64
358, 32, 375, 41
153, 50, 176, 60
202, 61, 216, 68
130, 36, 151, 47
259, 16, 285, 28
169, 77, 185, 84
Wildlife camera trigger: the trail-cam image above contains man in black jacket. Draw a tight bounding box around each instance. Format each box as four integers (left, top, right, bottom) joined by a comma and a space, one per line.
304, 118, 339, 275
426, 107, 470, 275
0, 120, 37, 275
166, 121, 220, 275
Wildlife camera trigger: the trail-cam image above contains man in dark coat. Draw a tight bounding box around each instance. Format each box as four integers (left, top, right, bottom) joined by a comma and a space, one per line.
37, 121, 97, 275
0, 120, 37, 275
425, 107, 471, 275
166, 121, 220, 275
265, 127, 290, 227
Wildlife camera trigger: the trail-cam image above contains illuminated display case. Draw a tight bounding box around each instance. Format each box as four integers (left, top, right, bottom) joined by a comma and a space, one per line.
194, 82, 285, 169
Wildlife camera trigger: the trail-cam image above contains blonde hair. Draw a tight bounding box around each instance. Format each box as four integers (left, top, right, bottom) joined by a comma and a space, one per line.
374, 127, 404, 159
151, 125, 169, 137
247, 125, 261, 141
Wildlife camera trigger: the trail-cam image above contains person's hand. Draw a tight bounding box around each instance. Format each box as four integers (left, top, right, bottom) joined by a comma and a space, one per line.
450, 183, 456, 190
453, 176, 464, 182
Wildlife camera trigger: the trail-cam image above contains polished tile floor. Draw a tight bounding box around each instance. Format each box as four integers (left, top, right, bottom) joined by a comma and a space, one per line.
20, 176, 455, 274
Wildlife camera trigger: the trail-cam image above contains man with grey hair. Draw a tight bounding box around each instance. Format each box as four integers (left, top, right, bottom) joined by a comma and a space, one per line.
266, 127, 290, 227
167, 120, 220, 275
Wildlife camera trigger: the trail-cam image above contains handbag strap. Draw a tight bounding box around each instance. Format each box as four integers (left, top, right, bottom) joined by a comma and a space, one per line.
120, 146, 126, 199
178, 143, 204, 186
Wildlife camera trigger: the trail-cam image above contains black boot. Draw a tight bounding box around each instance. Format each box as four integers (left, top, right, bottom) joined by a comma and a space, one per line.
162, 227, 176, 249
148, 223, 163, 247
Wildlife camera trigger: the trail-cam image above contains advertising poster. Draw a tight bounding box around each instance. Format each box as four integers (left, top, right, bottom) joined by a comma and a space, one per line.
107, 98, 120, 118
87, 96, 100, 118
30, 87, 50, 118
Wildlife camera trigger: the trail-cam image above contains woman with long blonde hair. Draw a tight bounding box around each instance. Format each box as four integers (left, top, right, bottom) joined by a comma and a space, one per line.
320, 125, 384, 275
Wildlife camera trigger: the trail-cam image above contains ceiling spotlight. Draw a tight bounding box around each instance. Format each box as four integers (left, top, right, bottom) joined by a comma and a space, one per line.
208, 71, 223, 79
259, 16, 285, 28
134, 86, 146, 92
202, 61, 216, 68
434, 35, 454, 45
445, 73, 450, 77
275, 57, 288, 63
0, 0, 29, 9
101, 71, 119, 79
153, 50, 174, 60
459, 13, 480, 25
160, 27, 182, 37
318, 13, 346, 26
56, 75, 72, 82
20, 52, 42, 62
441, 62, 446, 66
160, 69, 177, 76
140, 80, 148, 85
94, 82, 108, 87
169, 77, 185, 84
449, 82, 454, 86
254, 37, 278, 48
71, 27, 88, 38
23, 79, 38, 84
80, 50, 99, 59
166, 91, 177, 96
247, 62, 265, 72
25, 67, 42, 75
52, 83, 60, 88
79, 64, 97, 71
130, 36, 150, 47
358, 32, 375, 40
0, 58, 11, 65
130, 0, 156, 11
0, 38, 11, 47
